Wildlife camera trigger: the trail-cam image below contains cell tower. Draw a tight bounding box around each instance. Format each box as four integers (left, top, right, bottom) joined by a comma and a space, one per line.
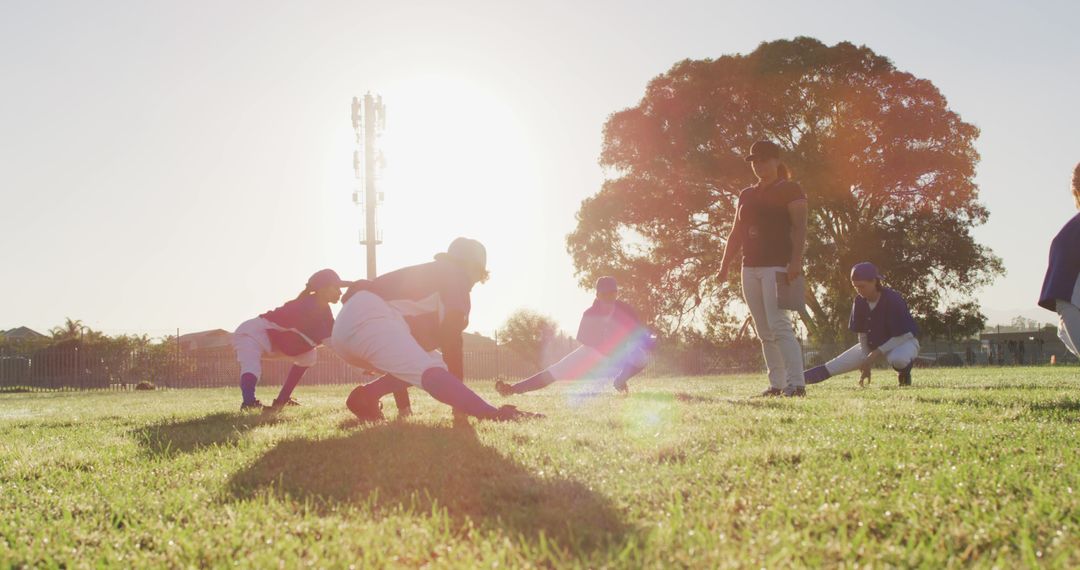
350, 93, 386, 279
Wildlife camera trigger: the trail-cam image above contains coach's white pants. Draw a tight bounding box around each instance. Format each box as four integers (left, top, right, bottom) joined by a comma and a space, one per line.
232, 317, 318, 378
824, 338, 921, 376
1057, 300, 1080, 359
546, 345, 649, 381
743, 267, 805, 390
331, 291, 447, 386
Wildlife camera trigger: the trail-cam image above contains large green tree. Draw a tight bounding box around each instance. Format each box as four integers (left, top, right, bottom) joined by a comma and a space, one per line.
567, 37, 1003, 344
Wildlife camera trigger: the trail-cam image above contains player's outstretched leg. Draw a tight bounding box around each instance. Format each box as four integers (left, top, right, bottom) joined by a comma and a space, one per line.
422, 368, 543, 421
803, 365, 831, 385
496, 370, 556, 396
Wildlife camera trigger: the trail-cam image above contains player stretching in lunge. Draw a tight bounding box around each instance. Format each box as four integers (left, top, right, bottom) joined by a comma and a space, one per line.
1038, 163, 1080, 362
496, 276, 653, 396
332, 238, 540, 422
232, 269, 352, 410
803, 262, 920, 387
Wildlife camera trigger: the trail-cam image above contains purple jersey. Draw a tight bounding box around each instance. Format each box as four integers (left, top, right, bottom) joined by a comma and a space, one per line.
848, 288, 919, 350
260, 295, 334, 356
1039, 212, 1080, 311
576, 299, 648, 356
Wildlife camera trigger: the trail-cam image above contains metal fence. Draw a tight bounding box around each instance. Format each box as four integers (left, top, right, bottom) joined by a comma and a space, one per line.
0, 338, 1073, 392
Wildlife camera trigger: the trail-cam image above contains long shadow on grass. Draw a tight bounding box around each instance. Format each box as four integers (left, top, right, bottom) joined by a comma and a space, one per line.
134, 412, 282, 455
228, 422, 631, 552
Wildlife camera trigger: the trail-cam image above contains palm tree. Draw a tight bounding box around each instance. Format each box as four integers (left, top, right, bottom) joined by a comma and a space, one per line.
50, 318, 85, 341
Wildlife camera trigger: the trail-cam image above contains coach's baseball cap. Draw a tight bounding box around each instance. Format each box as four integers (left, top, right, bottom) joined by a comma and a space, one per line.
438, 237, 488, 274
745, 140, 781, 162
596, 276, 618, 294
307, 268, 348, 290
850, 262, 880, 282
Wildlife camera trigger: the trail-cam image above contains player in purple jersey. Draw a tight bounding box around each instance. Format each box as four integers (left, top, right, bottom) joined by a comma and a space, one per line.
1037, 163, 1080, 361
332, 238, 540, 422
232, 269, 351, 411
495, 276, 653, 396
803, 263, 921, 387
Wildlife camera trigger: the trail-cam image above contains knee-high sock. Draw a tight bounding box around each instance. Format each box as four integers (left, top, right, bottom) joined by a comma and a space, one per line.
275, 365, 308, 403
614, 365, 645, 386
509, 370, 556, 394
240, 372, 258, 403
420, 368, 498, 417
803, 365, 832, 385
894, 362, 914, 374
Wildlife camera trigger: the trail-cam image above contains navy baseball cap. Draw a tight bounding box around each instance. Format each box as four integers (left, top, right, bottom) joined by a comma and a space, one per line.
745, 140, 781, 162
596, 276, 618, 293
850, 262, 880, 282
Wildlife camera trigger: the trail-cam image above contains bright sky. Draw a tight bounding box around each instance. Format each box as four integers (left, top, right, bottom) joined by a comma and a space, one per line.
2, 0, 1078, 339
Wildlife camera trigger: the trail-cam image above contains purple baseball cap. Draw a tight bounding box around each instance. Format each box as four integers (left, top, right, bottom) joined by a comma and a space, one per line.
850, 262, 880, 282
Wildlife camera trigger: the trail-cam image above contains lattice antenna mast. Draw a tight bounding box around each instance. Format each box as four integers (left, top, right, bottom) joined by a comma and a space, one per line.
351, 93, 387, 279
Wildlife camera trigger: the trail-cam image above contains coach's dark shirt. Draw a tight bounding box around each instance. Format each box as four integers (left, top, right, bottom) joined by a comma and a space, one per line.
736, 179, 806, 267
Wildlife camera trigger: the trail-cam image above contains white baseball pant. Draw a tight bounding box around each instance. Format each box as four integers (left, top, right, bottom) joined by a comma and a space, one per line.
232, 317, 318, 378
331, 291, 448, 386
823, 337, 920, 376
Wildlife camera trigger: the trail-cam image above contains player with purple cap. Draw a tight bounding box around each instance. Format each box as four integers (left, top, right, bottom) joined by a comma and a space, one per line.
232, 268, 352, 410
1037, 162, 1080, 361
332, 238, 540, 422
803, 262, 921, 387
495, 276, 654, 396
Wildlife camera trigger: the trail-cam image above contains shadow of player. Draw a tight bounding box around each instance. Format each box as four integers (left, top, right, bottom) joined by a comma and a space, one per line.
228, 421, 631, 553
133, 412, 282, 456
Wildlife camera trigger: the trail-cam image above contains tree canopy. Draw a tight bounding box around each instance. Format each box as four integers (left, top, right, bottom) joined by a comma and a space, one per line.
567, 37, 1002, 343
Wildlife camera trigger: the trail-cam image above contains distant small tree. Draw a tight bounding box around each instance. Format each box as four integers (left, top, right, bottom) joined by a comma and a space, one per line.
48, 318, 104, 343
1009, 316, 1039, 332
498, 310, 560, 367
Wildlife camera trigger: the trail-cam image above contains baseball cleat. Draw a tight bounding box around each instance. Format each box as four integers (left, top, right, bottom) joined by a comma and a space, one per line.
756, 387, 784, 398
346, 390, 385, 422
240, 399, 267, 411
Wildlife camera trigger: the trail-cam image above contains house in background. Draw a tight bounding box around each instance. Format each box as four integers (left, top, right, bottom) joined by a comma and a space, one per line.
178, 329, 233, 353
0, 327, 47, 341
979, 327, 1075, 365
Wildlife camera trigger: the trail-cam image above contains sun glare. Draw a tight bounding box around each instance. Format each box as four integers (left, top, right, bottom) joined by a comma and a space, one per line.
377, 75, 539, 248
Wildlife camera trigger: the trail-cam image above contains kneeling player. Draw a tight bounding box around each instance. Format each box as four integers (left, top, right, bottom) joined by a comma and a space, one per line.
804, 262, 920, 387
496, 276, 653, 396
331, 238, 539, 422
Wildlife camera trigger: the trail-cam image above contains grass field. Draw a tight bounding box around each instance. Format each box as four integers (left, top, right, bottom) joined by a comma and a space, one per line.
3, 367, 1080, 568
